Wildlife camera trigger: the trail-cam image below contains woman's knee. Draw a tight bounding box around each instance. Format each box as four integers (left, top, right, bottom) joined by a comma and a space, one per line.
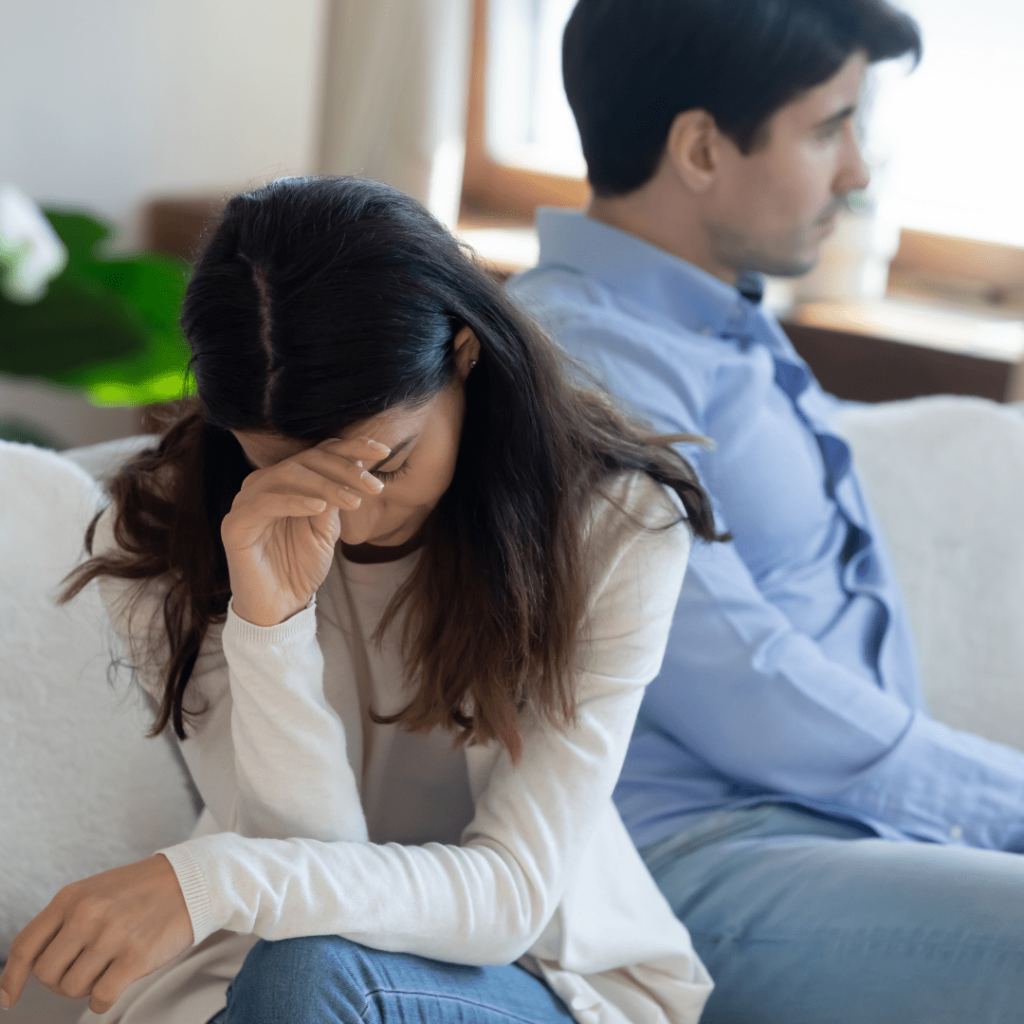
223, 935, 372, 1024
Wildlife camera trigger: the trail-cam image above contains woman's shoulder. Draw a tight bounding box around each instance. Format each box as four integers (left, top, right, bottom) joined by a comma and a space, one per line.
90, 502, 166, 598
583, 470, 690, 572
91, 502, 228, 704
588, 469, 687, 534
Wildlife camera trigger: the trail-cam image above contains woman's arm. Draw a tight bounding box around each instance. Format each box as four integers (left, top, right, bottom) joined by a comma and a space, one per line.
90, 432, 396, 844
90, 505, 370, 845
159, 472, 691, 965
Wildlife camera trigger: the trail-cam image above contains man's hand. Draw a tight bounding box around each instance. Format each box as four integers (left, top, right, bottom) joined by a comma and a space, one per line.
0, 855, 193, 1015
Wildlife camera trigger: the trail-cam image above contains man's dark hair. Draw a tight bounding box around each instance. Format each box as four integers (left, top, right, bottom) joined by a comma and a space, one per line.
563, 0, 922, 196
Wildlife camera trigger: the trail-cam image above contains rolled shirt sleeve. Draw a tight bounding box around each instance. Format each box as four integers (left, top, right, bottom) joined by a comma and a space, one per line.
620, 534, 1024, 852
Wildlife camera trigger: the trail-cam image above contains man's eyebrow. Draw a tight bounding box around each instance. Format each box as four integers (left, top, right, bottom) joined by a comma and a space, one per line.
816, 104, 857, 130
370, 435, 416, 470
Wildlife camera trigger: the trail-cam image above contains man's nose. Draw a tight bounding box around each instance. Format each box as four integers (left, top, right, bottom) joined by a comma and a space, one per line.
836, 124, 871, 194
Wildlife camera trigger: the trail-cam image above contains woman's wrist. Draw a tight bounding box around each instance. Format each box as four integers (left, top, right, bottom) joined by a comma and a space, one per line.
226, 598, 318, 647
230, 594, 312, 628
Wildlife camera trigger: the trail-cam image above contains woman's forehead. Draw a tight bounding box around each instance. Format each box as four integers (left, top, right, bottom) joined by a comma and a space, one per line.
339, 397, 436, 447
233, 395, 440, 468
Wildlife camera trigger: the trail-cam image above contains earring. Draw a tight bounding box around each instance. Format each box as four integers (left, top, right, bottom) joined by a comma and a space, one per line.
469, 359, 478, 369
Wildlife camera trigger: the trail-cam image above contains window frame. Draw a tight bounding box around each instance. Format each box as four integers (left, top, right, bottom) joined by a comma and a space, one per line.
460, 0, 588, 222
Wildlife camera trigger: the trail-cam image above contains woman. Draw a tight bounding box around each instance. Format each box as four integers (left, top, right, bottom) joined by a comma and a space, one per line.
0, 177, 718, 1024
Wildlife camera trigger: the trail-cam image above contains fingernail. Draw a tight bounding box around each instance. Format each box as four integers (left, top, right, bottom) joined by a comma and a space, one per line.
360, 437, 391, 457
1, 990, 11, 1009
360, 471, 384, 493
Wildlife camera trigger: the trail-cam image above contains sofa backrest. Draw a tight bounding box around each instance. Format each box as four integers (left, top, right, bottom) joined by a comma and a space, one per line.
837, 396, 1024, 754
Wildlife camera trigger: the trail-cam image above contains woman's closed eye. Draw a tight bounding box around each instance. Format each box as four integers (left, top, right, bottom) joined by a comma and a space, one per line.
373, 461, 411, 483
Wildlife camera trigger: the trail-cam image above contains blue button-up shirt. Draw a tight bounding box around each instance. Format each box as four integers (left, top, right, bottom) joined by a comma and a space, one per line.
511, 208, 1024, 852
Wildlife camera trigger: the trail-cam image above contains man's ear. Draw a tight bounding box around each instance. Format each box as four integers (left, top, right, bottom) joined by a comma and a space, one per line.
664, 110, 720, 193
452, 325, 481, 381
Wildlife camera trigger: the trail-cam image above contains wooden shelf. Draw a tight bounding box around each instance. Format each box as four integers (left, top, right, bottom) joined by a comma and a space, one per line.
782, 299, 1024, 403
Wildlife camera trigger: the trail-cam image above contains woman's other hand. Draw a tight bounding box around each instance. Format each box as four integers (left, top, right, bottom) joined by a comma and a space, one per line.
223, 435, 390, 627
0, 855, 193, 1015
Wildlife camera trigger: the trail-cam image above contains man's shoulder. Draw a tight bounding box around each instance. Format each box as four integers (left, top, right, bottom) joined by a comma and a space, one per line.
510, 262, 719, 365
509, 262, 616, 326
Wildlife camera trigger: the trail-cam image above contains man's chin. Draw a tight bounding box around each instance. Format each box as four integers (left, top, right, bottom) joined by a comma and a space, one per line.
740, 252, 819, 279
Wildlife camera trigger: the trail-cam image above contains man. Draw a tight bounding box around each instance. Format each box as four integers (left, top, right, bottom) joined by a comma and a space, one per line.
510, 2, 1024, 1021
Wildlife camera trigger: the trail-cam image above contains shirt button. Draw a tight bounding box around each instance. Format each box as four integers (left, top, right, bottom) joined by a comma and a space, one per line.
949, 825, 963, 840
700, 326, 715, 337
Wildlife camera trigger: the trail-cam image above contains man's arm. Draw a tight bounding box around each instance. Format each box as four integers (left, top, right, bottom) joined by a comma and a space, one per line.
639, 534, 1024, 852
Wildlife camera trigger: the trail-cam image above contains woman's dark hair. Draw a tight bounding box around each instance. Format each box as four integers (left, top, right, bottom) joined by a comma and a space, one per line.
62, 176, 721, 760
563, 0, 922, 196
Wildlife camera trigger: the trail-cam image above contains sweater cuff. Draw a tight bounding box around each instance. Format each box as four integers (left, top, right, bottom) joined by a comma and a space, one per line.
225, 596, 318, 645
159, 843, 217, 945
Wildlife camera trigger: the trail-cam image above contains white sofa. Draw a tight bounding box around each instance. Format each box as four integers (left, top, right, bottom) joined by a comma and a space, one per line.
2, 396, 1023, 1024
1, 436, 200, 1024
834, 395, 1024, 755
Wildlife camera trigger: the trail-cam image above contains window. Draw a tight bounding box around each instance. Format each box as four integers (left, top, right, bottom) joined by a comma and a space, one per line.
869, 0, 1024, 248
484, 0, 584, 179
461, 0, 586, 221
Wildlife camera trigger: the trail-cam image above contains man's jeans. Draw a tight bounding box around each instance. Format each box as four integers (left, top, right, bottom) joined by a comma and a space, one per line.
642, 803, 1024, 1024
207, 935, 573, 1024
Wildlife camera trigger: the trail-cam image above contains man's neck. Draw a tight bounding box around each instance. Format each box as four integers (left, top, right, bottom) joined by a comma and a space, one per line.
587, 191, 739, 288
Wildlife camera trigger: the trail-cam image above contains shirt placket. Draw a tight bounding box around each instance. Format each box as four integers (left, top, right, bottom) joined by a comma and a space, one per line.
755, 314, 902, 688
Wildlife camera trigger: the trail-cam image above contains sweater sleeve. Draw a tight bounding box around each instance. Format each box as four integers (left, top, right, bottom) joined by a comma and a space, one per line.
155, 474, 692, 964
91, 507, 369, 852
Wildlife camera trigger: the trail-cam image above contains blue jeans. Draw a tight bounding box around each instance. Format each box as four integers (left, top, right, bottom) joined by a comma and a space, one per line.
206, 935, 573, 1024
642, 803, 1024, 1024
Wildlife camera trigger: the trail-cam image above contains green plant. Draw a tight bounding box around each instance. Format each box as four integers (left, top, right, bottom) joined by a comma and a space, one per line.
0, 208, 194, 406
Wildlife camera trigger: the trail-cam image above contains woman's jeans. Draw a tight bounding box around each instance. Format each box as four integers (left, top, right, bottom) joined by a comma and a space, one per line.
206, 935, 573, 1024
641, 802, 1024, 1024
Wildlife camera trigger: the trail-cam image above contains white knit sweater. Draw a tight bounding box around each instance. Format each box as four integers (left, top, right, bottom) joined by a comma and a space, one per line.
83, 471, 712, 1024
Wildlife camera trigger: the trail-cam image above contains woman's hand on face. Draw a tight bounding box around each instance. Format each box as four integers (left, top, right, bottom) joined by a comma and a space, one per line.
0, 855, 193, 1016
223, 436, 390, 627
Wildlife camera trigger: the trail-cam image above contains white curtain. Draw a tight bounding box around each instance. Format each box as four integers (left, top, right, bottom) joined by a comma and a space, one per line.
317, 0, 473, 228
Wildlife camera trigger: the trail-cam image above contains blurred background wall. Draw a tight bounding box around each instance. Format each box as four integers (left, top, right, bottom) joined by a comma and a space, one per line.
0, 0, 329, 248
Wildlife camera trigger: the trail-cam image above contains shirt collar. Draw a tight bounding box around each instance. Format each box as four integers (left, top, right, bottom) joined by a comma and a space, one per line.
534, 207, 756, 339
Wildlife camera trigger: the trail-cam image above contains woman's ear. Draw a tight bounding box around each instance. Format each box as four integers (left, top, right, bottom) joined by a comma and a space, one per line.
452, 325, 481, 382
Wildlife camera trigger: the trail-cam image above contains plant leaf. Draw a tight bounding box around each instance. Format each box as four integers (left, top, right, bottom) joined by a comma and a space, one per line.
0, 207, 195, 406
